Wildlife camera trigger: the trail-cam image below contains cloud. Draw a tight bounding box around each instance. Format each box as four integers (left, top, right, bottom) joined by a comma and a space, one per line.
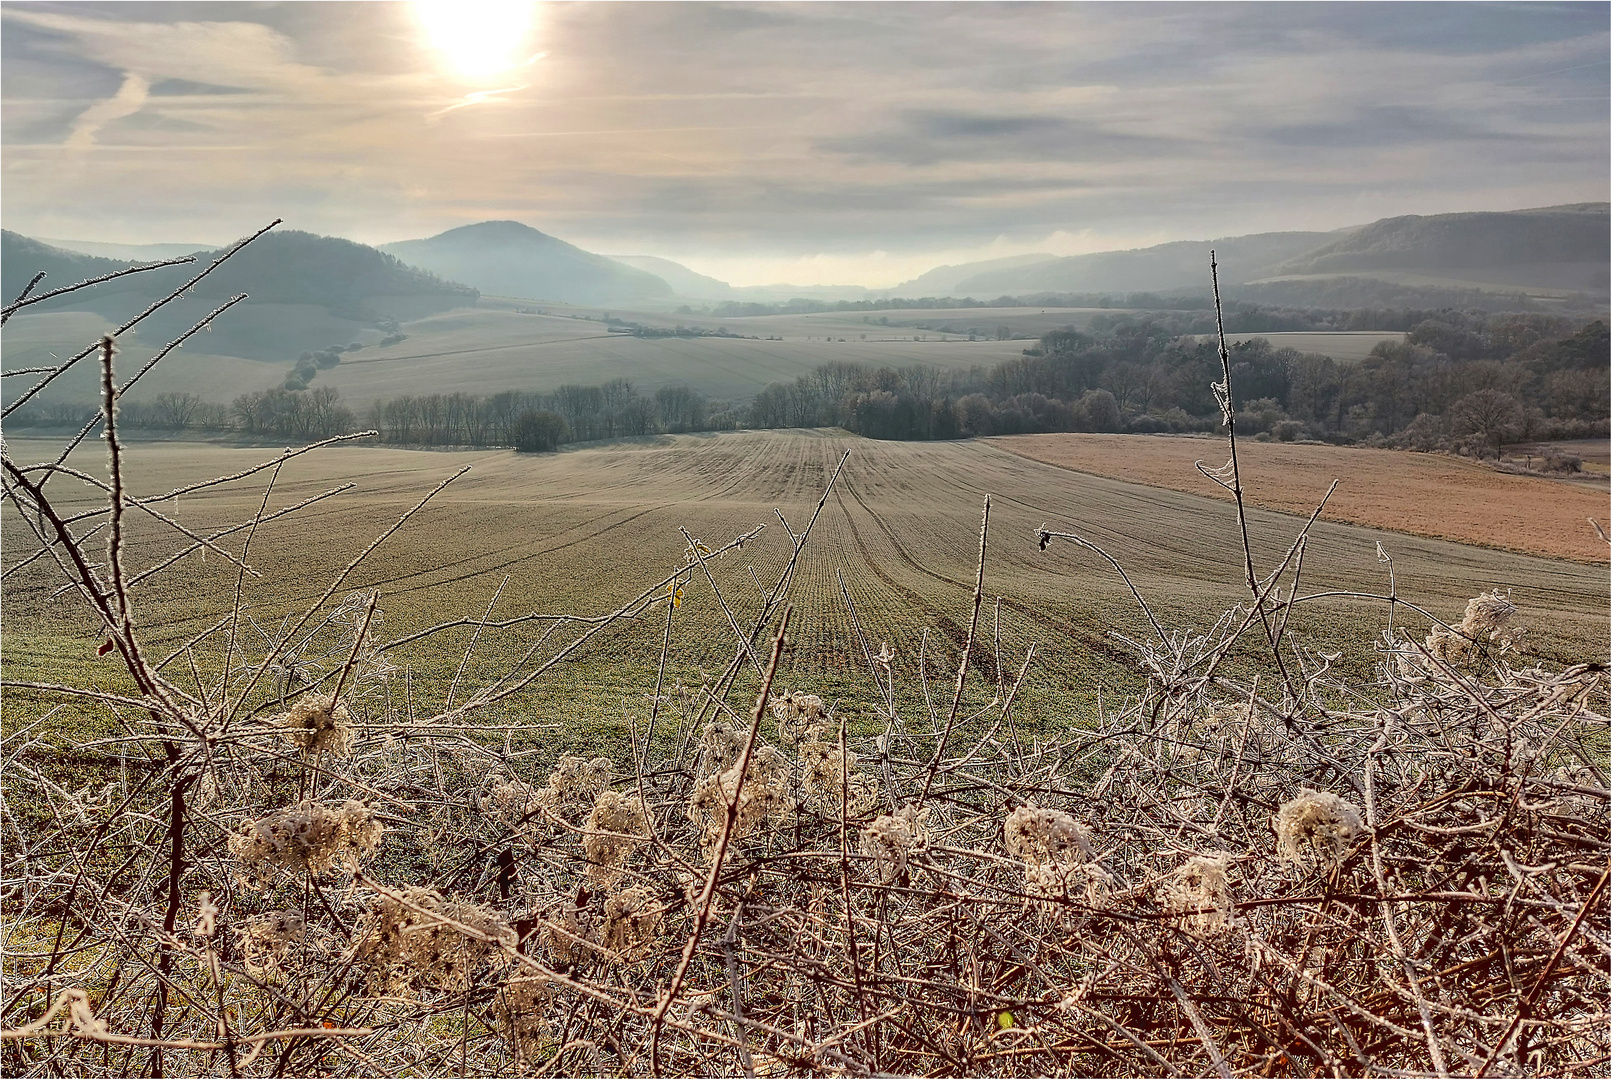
818, 109, 1183, 166
65, 72, 148, 149
1, 2, 1605, 284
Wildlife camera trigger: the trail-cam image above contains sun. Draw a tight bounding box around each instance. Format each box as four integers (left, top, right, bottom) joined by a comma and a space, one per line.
415, 0, 537, 82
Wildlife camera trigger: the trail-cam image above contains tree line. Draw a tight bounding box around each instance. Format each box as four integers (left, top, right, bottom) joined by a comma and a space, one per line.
743, 312, 1609, 451
7, 309, 1603, 457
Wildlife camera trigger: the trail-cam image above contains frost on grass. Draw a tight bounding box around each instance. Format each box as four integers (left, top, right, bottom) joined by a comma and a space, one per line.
860, 803, 928, 883
353, 886, 516, 993
1159, 853, 1236, 934
1273, 788, 1362, 867
581, 788, 651, 886
688, 743, 796, 850
273, 693, 354, 758
227, 799, 383, 886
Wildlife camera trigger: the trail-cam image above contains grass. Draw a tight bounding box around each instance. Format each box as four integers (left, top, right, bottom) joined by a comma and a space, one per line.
5, 429, 1606, 755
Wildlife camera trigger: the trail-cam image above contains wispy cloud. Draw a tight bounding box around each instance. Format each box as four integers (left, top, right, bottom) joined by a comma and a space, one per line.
65, 71, 148, 149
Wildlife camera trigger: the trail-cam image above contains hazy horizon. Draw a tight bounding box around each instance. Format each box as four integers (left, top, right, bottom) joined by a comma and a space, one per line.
3, 1, 1607, 289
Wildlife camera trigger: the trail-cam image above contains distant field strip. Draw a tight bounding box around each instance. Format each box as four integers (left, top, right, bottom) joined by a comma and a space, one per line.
6, 431, 1604, 740
1195, 331, 1404, 362
989, 433, 1610, 563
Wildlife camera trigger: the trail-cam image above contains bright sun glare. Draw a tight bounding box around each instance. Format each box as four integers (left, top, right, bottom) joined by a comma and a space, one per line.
415, 0, 537, 81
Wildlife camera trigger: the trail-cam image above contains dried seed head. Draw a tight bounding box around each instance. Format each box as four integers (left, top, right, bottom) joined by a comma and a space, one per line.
1004, 805, 1092, 866
354, 886, 516, 993
859, 803, 928, 883
227, 800, 383, 886
769, 689, 827, 745
536, 755, 614, 819
581, 789, 651, 886
494, 976, 554, 1065
799, 725, 879, 817
193, 891, 218, 938
1005, 805, 1097, 902
1159, 853, 1236, 934
687, 743, 796, 851
600, 885, 664, 961
1425, 589, 1527, 667
238, 911, 306, 979
274, 694, 354, 758
1273, 788, 1362, 866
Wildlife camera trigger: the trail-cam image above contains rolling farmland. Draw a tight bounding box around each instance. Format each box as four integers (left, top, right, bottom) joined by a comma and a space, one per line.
5, 429, 1605, 744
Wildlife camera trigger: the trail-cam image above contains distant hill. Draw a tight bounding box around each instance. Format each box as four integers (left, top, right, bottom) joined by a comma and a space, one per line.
889, 253, 1057, 296
1253, 204, 1610, 300
2, 232, 130, 304
607, 254, 733, 299
2, 228, 477, 361
38, 237, 215, 261
952, 232, 1337, 297
1273, 204, 1608, 276
384, 221, 673, 306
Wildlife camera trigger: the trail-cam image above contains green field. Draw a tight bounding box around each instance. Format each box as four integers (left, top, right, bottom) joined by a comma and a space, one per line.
5, 429, 1605, 749
1196, 330, 1405, 363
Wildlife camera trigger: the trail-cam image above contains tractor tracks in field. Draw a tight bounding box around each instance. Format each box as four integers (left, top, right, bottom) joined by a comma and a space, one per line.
836, 478, 1138, 675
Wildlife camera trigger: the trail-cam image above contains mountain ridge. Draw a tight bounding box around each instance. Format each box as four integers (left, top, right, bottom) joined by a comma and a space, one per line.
383, 221, 673, 306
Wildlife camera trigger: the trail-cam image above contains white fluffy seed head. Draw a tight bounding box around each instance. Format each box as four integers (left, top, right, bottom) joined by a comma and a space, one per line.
799, 725, 879, 817
687, 743, 796, 851
859, 803, 928, 883
354, 886, 516, 993
537, 755, 614, 819
581, 789, 651, 886
1004, 805, 1092, 866
769, 689, 828, 745
1160, 853, 1236, 934
227, 800, 383, 886
1273, 788, 1362, 866
275, 694, 354, 758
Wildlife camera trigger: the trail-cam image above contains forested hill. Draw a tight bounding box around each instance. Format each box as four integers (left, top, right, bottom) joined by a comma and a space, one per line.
383, 220, 674, 306
1273, 204, 1609, 274
2, 229, 478, 359
5, 229, 476, 317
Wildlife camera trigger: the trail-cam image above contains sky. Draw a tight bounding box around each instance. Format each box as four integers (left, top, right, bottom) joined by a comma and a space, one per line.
2, 1, 1607, 288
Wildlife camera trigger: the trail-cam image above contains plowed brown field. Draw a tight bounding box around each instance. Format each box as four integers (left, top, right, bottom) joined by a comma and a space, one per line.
990, 433, 1611, 563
